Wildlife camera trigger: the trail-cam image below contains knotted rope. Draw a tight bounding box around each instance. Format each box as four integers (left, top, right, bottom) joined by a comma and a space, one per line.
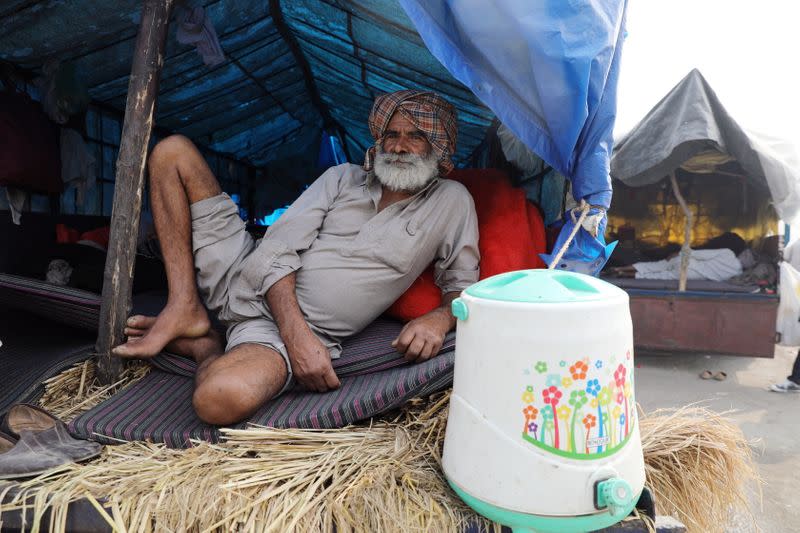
547, 200, 602, 270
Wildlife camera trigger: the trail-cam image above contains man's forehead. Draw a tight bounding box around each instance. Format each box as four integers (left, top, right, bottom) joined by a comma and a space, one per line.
385, 112, 421, 132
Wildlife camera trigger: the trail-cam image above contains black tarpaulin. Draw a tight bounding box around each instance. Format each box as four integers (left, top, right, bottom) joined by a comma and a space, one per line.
611, 69, 800, 222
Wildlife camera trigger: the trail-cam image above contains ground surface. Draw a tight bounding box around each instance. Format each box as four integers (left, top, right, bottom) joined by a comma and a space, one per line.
636, 344, 799, 533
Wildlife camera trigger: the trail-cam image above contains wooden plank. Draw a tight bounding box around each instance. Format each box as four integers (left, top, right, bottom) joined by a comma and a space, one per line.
96, 0, 174, 383
629, 294, 778, 357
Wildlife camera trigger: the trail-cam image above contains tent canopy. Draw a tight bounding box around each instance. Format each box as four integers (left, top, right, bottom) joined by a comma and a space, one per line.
0, 0, 495, 167
1, 0, 627, 272
611, 69, 800, 223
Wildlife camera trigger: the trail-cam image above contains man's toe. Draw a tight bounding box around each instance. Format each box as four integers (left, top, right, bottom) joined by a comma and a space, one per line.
112, 343, 136, 357
127, 315, 155, 328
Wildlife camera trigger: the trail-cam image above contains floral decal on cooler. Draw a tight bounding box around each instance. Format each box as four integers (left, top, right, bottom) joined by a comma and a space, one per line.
521, 353, 635, 459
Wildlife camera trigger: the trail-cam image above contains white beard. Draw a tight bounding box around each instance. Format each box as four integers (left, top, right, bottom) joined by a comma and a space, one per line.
373, 148, 439, 192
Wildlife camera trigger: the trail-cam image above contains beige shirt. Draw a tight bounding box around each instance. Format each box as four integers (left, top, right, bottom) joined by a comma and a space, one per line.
248, 163, 480, 341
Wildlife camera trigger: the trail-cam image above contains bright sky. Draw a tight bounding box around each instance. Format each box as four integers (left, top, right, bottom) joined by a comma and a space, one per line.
614, 0, 800, 153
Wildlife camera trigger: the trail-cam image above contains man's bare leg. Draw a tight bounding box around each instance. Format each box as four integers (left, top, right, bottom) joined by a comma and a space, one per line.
126, 316, 288, 424
192, 343, 289, 425
113, 135, 221, 358
124, 315, 223, 364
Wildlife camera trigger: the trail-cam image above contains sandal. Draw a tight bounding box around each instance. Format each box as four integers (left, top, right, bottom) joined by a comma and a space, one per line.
4, 403, 69, 437
0, 404, 102, 480
699, 370, 714, 380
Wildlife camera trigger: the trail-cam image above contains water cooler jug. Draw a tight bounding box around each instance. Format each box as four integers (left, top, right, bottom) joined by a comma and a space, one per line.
444, 270, 645, 532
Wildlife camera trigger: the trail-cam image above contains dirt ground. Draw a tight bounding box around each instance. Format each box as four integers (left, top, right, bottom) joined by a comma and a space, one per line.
635, 344, 799, 532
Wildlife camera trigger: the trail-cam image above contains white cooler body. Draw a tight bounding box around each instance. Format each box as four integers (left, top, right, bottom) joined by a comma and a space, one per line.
443, 271, 645, 517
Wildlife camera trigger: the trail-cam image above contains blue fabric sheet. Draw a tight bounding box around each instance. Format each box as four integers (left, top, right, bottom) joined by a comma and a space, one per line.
398, 0, 627, 273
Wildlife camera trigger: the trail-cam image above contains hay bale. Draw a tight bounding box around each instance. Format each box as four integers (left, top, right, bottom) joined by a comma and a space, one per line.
14, 364, 758, 533
639, 406, 760, 533
6, 392, 495, 532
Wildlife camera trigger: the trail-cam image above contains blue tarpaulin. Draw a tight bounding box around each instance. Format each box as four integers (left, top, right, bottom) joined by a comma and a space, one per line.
399, 0, 627, 273
0, 0, 495, 167
1, 0, 626, 271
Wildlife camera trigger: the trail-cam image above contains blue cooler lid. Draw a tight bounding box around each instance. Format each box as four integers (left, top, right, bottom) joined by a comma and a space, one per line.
464, 269, 617, 303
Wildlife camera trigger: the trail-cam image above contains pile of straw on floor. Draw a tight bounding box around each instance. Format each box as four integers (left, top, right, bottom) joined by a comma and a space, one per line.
37, 358, 151, 423
639, 406, 761, 532
1, 361, 760, 533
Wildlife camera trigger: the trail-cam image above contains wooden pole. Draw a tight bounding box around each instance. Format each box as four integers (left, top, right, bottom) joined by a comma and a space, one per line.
670, 172, 693, 292
96, 0, 174, 382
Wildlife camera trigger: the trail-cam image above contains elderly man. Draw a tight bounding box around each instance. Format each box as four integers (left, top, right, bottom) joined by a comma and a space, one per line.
114, 90, 480, 425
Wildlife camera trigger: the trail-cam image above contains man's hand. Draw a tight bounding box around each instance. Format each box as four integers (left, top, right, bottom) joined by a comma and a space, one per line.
267, 272, 340, 393
392, 307, 453, 363
286, 329, 340, 392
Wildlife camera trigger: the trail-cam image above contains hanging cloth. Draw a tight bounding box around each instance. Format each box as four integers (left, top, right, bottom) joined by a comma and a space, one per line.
176, 6, 226, 67
36, 60, 90, 125
60, 128, 96, 207
4, 187, 29, 225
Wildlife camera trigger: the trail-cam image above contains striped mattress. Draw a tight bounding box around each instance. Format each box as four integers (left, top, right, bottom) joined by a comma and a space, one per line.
0, 309, 95, 415
69, 319, 457, 448
0, 273, 168, 331
0, 273, 102, 331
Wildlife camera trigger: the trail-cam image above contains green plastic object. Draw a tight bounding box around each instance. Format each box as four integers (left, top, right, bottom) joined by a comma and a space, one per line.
449, 480, 638, 533
464, 269, 620, 304
596, 478, 634, 520
451, 298, 469, 321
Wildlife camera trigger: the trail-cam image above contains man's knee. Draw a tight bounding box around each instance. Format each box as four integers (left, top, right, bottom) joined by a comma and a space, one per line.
149, 134, 196, 171
192, 376, 261, 425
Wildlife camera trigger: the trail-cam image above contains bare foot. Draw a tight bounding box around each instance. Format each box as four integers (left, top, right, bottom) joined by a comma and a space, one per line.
112, 305, 210, 359
123, 314, 222, 362
123, 314, 157, 337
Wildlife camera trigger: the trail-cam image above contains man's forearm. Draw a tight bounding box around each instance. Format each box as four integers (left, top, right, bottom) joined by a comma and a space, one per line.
432, 291, 459, 332
265, 272, 312, 344
266, 273, 339, 391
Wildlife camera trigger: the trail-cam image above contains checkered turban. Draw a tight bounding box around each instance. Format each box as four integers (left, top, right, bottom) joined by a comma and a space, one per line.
363, 90, 458, 175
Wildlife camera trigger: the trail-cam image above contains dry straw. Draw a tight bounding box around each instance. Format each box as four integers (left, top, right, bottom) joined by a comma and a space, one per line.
2, 362, 759, 532
38, 358, 150, 422
638, 406, 761, 533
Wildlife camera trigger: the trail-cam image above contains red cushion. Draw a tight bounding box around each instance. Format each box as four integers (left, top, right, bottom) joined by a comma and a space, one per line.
56, 223, 81, 244
386, 169, 547, 321
80, 226, 111, 249
56, 223, 111, 250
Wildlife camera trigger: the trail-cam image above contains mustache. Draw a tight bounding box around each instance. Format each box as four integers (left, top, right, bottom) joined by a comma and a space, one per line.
381, 153, 424, 164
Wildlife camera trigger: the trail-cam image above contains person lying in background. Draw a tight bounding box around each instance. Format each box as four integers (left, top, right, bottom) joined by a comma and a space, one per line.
608, 231, 749, 282
609, 248, 743, 282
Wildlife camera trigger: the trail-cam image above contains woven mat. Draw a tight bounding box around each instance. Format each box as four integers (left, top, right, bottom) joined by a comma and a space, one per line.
0, 309, 94, 415
70, 319, 456, 447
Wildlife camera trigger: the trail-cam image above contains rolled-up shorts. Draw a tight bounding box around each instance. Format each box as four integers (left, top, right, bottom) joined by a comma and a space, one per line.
189, 194, 297, 392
